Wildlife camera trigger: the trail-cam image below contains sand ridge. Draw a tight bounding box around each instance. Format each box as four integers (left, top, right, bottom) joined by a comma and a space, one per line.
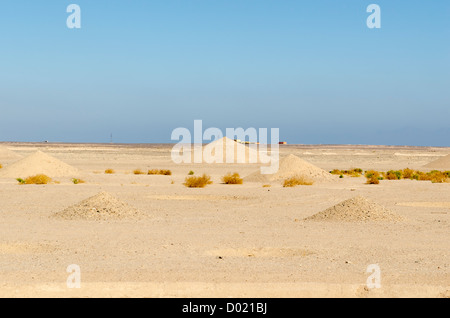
424, 154, 450, 170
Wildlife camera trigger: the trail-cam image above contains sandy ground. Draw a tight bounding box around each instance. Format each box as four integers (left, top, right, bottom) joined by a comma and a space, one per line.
0, 142, 449, 298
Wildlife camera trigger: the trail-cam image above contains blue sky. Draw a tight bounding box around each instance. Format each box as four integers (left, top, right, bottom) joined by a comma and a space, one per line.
0, 1, 449, 145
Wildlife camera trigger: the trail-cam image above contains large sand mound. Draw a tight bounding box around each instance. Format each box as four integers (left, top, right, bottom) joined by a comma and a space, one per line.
423, 154, 450, 170
244, 154, 335, 183
53, 192, 143, 220
0, 146, 22, 161
305, 196, 403, 222
0, 151, 79, 178
202, 137, 260, 163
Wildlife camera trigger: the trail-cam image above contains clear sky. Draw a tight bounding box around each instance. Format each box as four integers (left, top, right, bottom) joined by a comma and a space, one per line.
0, 1, 449, 145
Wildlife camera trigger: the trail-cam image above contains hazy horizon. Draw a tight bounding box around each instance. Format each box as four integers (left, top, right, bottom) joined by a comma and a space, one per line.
1, 1, 449, 146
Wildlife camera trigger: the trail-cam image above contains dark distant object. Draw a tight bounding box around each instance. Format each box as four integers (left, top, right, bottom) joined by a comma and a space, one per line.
279, 141, 287, 145
43, 140, 49, 143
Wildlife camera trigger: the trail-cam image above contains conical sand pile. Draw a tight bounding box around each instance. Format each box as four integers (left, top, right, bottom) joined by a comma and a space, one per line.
178, 137, 260, 163
423, 154, 450, 170
304, 196, 403, 222
244, 154, 335, 183
0, 151, 79, 178
0, 146, 22, 161
203, 137, 260, 163
53, 192, 143, 220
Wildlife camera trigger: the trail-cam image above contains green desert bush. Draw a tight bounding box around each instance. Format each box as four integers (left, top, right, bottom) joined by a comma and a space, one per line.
184, 174, 213, 188
283, 176, 314, 187
71, 178, 85, 184
188, 170, 194, 175
222, 172, 243, 184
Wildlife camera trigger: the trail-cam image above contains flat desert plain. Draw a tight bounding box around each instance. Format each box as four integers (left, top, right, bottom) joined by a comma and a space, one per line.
0, 142, 449, 298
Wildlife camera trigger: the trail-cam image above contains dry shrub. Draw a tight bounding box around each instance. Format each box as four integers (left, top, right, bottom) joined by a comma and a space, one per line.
105, 169, 115, 174
427, 170, 449, 183
72, 178, 85, 184
330, 168, 363, 177
148, 169, 172, 175
386, 170, 402, 180
184, 174, 213, 188
365, 170, 382, 184
366, 175, 380, 185
133, 169, 145, 175
222, 172, 243, 184
402, 168, 415, 179
19, 174, 52, 185
283, 176, 313, 187
262, 184, 271, 188
0, 163, 2, 169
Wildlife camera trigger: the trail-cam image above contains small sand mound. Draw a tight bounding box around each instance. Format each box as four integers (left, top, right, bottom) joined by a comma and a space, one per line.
244, 154, 335, 183
54, 192, 143, 220
424, 154, 450, 170
0, 146, 22, 161
305, 196, 403, 222
0, 151, 78, 178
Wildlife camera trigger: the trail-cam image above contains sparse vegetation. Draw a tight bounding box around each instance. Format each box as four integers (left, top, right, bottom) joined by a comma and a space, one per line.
18, 174, 52, 185
330, 168, 363, 177
363, 168, 450, 184
222, 172, 243, 184
133, 169, 145, 175
0, 163, 2, 169
283, 176, 314, 187
364, 170, 382, 185
386, 170, 402, 180
105, 169, 115, 174
148, 169, 172, 176
402, 168, 415, 179
188, 170, 194, 175
366, 175, 380, 185
262, 184, 271, 188
183, 174, 213, 188
71, 178, 85, 184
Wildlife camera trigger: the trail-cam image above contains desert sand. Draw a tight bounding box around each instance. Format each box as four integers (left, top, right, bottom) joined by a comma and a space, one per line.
0, 142, 449, 298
